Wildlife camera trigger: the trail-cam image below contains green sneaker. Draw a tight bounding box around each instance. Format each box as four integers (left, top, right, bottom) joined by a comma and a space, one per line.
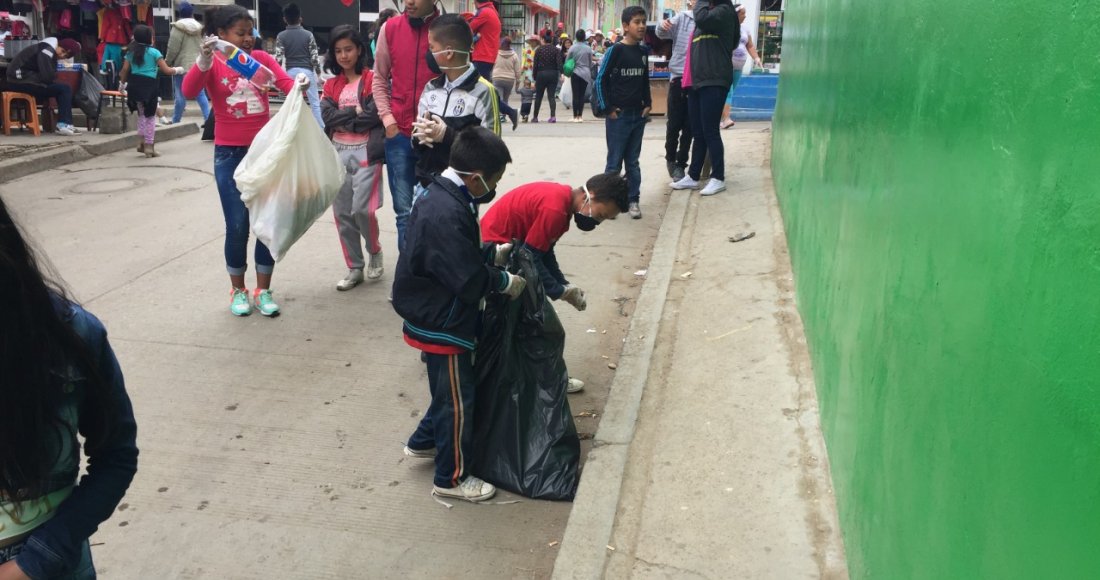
230, 288, 252, 317
253, 289, 280, 317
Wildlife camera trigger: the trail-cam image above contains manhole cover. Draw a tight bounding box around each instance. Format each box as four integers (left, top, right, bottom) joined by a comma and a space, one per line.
66, 178, 149, 195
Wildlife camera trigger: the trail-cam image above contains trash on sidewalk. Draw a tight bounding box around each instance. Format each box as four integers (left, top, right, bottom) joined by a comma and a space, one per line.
634, 269, 647, 277
608, 362, 618, 369
680, 271, 693, 279
548, 541, 560, 547
586, 328, 597, 333
235, 86, 345, 261
576, 411, 599, 419
729, 232, 756, 243
706, 325, 753, 341
472, 248, 581, 501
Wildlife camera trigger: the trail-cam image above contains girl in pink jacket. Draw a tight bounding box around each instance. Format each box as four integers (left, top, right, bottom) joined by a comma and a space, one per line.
182, 5, 296, 317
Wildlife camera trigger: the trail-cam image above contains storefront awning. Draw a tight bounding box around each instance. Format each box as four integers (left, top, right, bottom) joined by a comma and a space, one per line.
522, 0, 559, 16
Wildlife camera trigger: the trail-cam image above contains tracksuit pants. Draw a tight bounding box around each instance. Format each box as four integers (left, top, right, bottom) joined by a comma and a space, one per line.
407, 352, 477, 488
333, 142, 383, 269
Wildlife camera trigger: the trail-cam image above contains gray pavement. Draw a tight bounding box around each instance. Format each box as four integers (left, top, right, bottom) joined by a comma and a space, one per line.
3, 116, 848, 579
2, 119, 669, 579
555, 126, 849, 579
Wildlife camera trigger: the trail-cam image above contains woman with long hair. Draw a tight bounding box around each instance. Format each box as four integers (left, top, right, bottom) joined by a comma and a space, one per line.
0, 196, 138, 579
321, 25, 387, 291
181, 5, 297, 317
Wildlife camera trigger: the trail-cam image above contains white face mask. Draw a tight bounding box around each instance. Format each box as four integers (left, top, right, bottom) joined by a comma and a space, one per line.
453, 169, 495, 200
427, 49, 471, 72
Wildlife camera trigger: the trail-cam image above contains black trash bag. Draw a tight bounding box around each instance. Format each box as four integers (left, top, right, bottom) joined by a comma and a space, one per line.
75, 72, 104, 119
472, 247, 581, 501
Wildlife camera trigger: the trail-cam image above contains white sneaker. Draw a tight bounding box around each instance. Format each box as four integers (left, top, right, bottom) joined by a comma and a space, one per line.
433, 476, 497, 503
367, 252, 384, 280
567, 378, 585, 394
670, 175, 699, 190
700, 178, 727, 196
403, 445, 436, 459
159, 116, 172, 126
336, 268, 364, 291
55, 123, 77, 136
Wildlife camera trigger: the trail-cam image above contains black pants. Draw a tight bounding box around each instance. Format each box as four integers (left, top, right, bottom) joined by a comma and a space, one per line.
570, 75, 588, 118
664, 78, 692, 167
533, 70, 558, 120
520, 101, 532, 117
7, 82, 73, 125
687, 85, 727, 182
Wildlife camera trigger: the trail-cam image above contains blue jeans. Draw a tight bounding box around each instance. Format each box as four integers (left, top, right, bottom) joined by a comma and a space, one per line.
687, 85, 727, 182
288, 68, 324, 128
407, 352, 477, 488
384, 132, 418, 251
1, 539, 95, 579
213, 146, 274, 276
604, 108, 648, 202
172, 73, 210, 123
9, 82, 73, 125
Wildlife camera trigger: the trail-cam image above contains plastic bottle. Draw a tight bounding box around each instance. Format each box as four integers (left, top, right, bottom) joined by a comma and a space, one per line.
213, 39, 274, 88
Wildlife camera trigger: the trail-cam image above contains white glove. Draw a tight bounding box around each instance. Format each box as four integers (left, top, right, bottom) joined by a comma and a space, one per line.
493, 242, 513, 267
197, 35, 218, 72
117, 81, 127, 95
561, 285, 587, 311
412, 113, 447, 147
501, 273, 527, 300
173, 66, 185, 76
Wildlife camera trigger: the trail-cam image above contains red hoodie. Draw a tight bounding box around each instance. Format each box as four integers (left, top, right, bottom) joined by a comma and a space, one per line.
371, 11, 440, 136
468, 2, 501, 65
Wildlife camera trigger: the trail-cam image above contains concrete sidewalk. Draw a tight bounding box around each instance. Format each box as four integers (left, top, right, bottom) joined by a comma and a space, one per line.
0, 120, 200, 184
554, 126, 849, 579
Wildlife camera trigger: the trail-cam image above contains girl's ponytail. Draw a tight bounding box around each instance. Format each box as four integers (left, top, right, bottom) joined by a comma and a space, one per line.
130, 24, 153, 66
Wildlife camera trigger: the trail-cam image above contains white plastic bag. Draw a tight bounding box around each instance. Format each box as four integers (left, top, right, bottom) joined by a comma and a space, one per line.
234, 83, 345, 262
560, 79, 571, 110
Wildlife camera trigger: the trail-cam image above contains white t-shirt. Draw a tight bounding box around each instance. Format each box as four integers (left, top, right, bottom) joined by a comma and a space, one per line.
731, 27, 750, 68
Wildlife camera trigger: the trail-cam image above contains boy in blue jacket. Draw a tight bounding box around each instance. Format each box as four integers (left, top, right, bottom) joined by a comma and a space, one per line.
392, 127, 525, 502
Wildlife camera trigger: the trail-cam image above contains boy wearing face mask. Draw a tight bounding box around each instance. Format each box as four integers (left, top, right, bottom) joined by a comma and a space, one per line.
480, 173, 629, 313
410, 14, 502, 191
392, 127, 525, 503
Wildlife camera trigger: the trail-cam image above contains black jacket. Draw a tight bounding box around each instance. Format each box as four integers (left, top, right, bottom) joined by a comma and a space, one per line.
690, 0, 739, 90
593, 42, 651, 114
392, 174, 509, 350
320, 77, 386, 164
7, 41, 58, 87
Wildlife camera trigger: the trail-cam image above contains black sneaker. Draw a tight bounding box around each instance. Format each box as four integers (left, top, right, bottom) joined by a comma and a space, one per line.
666, 160, 678, 178
508, 109, 519, 131
672, 165, 686, 181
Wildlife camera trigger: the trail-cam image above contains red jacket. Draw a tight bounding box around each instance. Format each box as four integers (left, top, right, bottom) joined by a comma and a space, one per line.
468, 2, 502, 65
99, 6, 131, 46
371, 11, 440, 136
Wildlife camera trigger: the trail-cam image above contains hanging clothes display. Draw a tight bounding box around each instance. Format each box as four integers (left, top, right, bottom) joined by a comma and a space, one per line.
97, 2, 129, 73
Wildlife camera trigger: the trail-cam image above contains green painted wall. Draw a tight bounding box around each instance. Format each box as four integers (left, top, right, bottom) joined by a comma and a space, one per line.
772, 2, 1100, 578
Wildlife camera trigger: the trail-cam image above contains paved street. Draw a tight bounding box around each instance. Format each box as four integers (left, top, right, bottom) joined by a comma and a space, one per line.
2, 119, 669, 578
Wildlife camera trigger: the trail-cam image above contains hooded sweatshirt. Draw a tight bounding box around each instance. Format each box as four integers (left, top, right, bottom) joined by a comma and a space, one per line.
6, 38, 58, 86
166, 17, 203, 69
492, 48, 522, 86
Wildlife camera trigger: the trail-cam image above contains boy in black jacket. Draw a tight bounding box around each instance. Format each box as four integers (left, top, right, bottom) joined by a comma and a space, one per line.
594, 6, 651, 220
392, 127, 526, 503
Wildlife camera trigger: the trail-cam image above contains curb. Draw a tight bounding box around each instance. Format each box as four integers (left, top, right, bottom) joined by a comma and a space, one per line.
552, 190, 692, 579
0, 122, 200, 184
